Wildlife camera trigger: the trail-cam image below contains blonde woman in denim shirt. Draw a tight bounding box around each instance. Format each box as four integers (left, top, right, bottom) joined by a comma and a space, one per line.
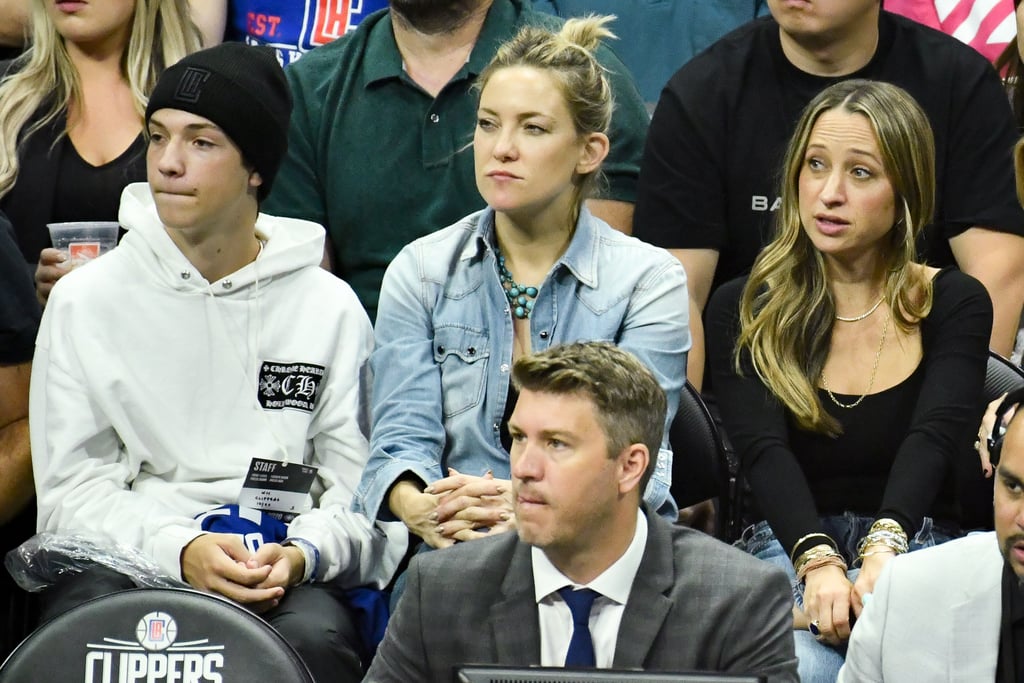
353, 17, 689, 553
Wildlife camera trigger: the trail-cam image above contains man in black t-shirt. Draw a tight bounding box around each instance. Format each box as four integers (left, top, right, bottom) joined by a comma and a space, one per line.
0, 209, 41, 656
635, 0, 1024, 388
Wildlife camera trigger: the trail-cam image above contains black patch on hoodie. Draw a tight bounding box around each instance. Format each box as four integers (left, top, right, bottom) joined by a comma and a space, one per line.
258, 361, 325, 413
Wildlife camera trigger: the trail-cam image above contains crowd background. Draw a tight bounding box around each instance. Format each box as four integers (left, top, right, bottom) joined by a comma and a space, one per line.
0, 1, 1022, 681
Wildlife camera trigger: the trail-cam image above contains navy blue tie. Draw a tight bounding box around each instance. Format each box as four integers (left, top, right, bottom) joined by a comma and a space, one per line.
558, 586, 600, 667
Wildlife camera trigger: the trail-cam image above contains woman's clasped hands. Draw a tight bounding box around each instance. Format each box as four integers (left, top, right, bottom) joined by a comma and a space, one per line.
390, 468, 516, 549
427, 468, 516, 544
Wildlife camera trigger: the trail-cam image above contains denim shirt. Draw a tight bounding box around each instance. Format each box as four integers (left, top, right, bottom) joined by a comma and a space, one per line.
354, 207, 690, 522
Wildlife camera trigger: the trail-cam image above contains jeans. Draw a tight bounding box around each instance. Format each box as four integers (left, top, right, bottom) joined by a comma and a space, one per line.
736, 513, 959, 683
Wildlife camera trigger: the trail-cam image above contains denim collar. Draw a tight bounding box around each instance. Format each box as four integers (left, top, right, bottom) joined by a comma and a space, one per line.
465, 205, 601, 290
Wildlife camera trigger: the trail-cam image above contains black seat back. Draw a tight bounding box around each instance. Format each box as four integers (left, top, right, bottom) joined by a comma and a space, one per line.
669, 382, 733, 538
0, 587, 314, 682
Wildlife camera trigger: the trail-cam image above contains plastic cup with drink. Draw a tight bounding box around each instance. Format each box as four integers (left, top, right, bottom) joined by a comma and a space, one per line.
46, 221, 119, 268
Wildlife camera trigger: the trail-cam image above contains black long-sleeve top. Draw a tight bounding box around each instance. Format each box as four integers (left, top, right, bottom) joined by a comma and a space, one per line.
707, 269, 992, 561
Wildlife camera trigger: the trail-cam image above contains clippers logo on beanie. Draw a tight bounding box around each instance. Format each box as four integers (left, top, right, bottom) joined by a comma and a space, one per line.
146, 43, 292, 199
174, 67, 211, 104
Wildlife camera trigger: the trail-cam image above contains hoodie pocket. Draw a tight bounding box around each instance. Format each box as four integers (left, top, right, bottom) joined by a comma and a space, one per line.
433, 325, 490, 418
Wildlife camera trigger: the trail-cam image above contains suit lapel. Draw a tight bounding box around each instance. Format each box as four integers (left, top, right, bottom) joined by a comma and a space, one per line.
950, 542, 1002, 680
491, 541, 542, 664
613, 511, 674, 668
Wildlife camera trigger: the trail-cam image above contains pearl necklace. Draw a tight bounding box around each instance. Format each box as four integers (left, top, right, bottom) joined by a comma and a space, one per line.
821, 314, 890, 409
835, 296, 884, 322
496, 252, 538, 319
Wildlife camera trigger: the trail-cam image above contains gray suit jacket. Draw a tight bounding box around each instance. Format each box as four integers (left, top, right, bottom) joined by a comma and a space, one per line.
838, 532, 1002, 682
365, 509, 798, 682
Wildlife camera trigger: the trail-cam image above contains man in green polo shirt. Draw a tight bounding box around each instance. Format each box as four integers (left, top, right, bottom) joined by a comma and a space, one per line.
263, 0, 649, 319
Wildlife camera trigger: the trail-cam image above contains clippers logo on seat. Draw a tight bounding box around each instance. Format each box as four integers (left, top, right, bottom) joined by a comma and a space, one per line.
258, 361, 326, 413
137, 612, 177, 651
84, 610, 224, 682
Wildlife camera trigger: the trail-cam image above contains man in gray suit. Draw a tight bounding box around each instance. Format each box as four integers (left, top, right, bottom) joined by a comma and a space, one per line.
365, 341, 798, 682
840, 387, 1024, 681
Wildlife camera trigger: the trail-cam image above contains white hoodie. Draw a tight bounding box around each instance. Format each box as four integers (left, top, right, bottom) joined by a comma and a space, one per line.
30, 183, 404, 587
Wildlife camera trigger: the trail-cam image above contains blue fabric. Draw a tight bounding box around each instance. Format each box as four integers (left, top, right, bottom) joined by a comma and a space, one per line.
342, 586, 391, 666
353, 206, 690, 523
226, 0, 389, 65
195, 505, 289, 551
559, 587, 600, 666
530, 0, 770, 105
737, 513, 960, 683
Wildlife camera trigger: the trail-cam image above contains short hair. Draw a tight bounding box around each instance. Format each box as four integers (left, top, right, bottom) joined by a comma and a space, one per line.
475, 15, 616, 205
992, 387, 1024, 467
511, 341, 666, 493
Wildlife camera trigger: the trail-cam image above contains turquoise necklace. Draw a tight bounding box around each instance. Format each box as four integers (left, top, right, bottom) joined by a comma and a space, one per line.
496, 252, 538, 319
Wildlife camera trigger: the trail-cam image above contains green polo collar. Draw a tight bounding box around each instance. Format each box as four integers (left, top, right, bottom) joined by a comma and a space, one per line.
362, 0, 527, 88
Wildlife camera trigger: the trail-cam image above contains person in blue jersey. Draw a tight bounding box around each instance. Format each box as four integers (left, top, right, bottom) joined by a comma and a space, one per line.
225, 0, 389, 65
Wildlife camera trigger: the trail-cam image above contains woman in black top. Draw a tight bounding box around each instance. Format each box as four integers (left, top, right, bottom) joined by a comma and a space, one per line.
707, 79, 991, 682
0, 0, 203, 301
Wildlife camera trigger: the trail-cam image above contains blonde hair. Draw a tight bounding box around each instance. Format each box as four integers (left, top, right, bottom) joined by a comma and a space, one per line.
475, 15, 616, 218
736, 79, 936, 435
0, 0, 202, 198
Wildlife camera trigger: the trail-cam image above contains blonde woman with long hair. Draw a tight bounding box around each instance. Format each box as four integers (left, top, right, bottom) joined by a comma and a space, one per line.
707, 79, 991, 682
355, 16, 688, 557
0, 0, 202, 300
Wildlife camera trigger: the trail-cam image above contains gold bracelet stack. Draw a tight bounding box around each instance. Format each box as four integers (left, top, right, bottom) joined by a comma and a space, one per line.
855, 518, 909, 565
788, 533, 836, 564
794, 543, 848, 584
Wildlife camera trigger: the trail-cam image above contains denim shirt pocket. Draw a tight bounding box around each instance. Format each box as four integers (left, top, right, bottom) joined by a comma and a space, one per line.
433, 325, 491, 418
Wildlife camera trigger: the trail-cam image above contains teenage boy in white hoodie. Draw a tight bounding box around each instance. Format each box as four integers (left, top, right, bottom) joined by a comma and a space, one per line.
28, 43, 401, 683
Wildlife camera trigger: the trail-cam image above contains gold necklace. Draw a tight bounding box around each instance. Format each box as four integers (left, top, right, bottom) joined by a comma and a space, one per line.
821, 314, 890, 409
835, 296, 884, 322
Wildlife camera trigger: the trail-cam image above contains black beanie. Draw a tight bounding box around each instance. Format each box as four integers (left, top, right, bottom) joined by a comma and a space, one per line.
146, 43, 292, 201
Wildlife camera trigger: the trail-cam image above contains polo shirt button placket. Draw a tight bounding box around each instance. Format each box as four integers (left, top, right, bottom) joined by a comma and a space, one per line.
429, 113, 440, 123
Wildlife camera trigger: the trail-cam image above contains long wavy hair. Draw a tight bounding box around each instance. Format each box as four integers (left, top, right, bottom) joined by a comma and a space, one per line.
473, 15, 616, 225
0, 0, 202, 198
735, 79, 936, 435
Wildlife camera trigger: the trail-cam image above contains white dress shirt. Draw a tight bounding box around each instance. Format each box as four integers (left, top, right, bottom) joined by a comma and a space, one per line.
532, 509, 648, 667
